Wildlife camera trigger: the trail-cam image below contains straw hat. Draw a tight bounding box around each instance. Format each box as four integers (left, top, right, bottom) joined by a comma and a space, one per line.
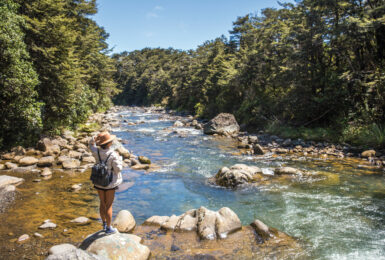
95, 131, 115, 146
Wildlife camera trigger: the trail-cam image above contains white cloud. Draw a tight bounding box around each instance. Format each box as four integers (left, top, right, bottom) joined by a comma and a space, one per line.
146, 5, 164, 19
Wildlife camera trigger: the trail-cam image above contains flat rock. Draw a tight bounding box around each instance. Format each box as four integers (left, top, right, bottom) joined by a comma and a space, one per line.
63, 159, 80, 169
39, 221, 57, 229
5, 162, 18, 169
82, 156, 95, 163
68, 151, 82, 159
362, 150, 376, 158
49, 244, 77, 255
0, 175, 24, 188
19, 156, 39, 166
70, 217, 90, 224
144, 216, 170, 226
113, 210, 136, 233
37, 156, 55, 167
131, 164, 150, 170
274, 167, 303, 175
80, 232, 150, 260
161, 215, 180, 231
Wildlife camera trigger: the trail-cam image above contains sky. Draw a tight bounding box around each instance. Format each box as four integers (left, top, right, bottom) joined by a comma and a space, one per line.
93, 0, 289, 53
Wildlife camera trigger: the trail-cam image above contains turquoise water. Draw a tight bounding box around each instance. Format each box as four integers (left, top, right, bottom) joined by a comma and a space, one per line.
112, 108, 385, 260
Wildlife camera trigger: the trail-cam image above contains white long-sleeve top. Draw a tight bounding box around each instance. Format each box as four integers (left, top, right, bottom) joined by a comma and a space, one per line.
89, 140, 123, 189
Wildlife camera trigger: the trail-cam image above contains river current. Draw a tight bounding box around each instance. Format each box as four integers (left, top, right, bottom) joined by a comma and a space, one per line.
112, 108, 385, 259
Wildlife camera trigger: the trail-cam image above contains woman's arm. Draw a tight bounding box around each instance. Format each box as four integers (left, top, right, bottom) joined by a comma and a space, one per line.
89, 136, 98, 158
112, 152, 123, 174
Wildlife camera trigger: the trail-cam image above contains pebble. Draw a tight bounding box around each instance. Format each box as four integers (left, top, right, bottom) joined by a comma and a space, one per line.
17, 234, 30, 243
71, 184, 82, 191
33, 179, 41, 182
34, 232, 44, 238
39, 221, 57, 229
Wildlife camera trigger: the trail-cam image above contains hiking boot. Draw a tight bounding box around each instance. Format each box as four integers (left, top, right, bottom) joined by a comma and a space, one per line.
105, 226, 117, 234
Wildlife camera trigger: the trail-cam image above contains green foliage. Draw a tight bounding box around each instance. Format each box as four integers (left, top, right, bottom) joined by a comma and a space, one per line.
342, 123, 385, 148
0, 0, 42, 149
0, 0, 116, 150
113, 0, 385, 146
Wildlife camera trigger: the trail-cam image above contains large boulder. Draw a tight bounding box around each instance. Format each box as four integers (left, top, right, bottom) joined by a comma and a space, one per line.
214, 164, 262, 188
203, 113, 240, 136
80, 231, 150, 260
19, 156, 38, 166
112, 210, 136, 233
37, 138, 61, 154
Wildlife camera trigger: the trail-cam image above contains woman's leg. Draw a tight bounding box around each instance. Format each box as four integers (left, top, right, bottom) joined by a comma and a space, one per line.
97, 189, 107, 223
105, 189, 116, 227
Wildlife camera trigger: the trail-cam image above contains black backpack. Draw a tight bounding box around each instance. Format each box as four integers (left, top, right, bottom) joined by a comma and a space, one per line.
90, 149, 113, 187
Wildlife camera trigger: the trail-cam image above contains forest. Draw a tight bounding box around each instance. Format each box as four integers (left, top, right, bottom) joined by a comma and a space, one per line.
1, 0, 385, 149
113, 0, 385, 147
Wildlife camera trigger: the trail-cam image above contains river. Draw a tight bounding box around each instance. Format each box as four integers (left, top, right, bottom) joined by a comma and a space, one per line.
1, 107, 385, 259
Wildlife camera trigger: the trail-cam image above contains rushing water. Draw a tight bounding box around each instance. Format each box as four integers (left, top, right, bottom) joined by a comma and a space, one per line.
0, 107, 385, 259
112, 108, 385, 260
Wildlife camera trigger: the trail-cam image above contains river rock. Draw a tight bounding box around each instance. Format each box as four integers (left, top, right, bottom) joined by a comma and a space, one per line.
131, 164, 150, 170
361, 150, 376, 158
161, 214, 180, 230
11, 146, 26, 155
34, 232, 44, 238
38, 156, 55, 167
0, 175, 24, 188
253, 144, 265, 155
37, 138, 61, 154
39, 221, 57, 229
214, 164, 262, 188
274, 167, 303, 175
175, 210, 198, 231
49, 244, 77, 255
203, 113, 240, 136
57, 155, 70, 165
215, 207, 242, 239
70, 217, 90, 224
71, 184, 82, 191
5, 162, 18, 169
0, 164, 4, 170
2, 152, 15, 160
40, 167, 52, 177
68, 151, 82, 159
18, 234, 30, 243
47, 245, 102, 260
144, 216, 170, 226
197, 207, 218, 240
248, 135, 259, 144
82, 156, 96, 163
138, 156, 151, 164
112, 210, 136, 233
80, 232, 150, 260
173, 120, 184, 127
19, 156, 38, 166
63, 159, 80, 169
251, 219, 272, 240
116, 146, 130, 159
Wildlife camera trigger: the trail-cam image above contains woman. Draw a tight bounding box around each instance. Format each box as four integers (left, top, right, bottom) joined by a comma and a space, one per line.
89, 131, 123, 234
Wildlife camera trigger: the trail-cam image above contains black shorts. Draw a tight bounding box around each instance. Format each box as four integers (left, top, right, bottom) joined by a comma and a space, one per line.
94, 185, 119, 191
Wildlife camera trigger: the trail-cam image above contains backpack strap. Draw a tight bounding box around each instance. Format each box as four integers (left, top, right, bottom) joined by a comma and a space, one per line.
104, 152, 112, 164
97, 149, 102, 163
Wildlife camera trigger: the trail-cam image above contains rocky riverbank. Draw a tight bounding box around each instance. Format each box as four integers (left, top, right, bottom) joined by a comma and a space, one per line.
47, 207, 304, 259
